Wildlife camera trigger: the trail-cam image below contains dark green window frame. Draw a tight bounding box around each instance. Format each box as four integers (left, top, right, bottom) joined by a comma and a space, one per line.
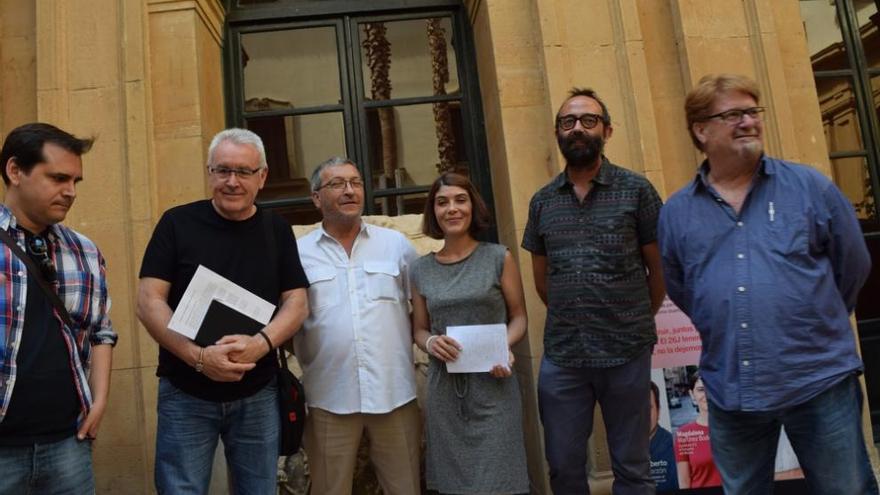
222, 0, 495, 236
811, 0, 880, 234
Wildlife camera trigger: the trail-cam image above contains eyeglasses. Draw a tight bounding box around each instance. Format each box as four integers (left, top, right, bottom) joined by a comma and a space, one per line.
26, 235, 57, 283
701, 107, 765, 125
207, 166, 264, 179
316, 178, 364, 191
556, 113, 605, 131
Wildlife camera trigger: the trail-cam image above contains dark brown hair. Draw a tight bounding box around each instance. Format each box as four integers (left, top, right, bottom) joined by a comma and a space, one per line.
650, 381, 661, 410
1, 123, 94, 185
422, 172, 491, 240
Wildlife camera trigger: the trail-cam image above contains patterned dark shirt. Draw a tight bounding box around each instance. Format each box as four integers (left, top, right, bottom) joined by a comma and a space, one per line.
522, 158, 662, 368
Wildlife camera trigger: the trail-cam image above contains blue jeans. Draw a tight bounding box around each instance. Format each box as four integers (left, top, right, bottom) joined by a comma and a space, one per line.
538, 349, 653, 495
154, 377, 279, 495
0, 435, 94, 495
709, 374, 879, 495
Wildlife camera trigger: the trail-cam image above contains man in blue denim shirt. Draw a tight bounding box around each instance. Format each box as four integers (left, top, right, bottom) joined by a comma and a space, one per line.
658, 74, 878, 495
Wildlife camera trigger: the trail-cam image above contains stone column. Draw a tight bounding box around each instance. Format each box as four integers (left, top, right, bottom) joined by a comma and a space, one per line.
0, 0, 37, 133
33, 0, 157, 491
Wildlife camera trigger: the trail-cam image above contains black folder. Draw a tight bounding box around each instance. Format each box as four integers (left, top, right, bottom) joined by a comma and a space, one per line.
195, 299, 264, 347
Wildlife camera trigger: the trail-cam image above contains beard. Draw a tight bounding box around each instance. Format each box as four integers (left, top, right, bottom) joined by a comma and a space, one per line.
737, 138, 764, 163
558, 132, 604, 169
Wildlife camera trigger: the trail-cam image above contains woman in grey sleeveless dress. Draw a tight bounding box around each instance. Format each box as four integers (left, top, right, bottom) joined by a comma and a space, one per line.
411, 173, 529, 494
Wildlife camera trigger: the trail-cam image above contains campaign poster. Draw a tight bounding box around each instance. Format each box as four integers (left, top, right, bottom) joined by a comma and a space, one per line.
650, 299, 804, 494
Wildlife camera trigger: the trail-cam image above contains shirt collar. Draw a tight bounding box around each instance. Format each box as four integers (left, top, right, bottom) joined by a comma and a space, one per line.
0, 204, 13, 231
691, 154, 771, 195
557, 156, 612, 191
316, 219, 369, 243
0, 204, 61, 240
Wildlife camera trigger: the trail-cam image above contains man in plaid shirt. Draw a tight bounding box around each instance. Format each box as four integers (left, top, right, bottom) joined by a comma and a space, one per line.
0, 123, 117, 494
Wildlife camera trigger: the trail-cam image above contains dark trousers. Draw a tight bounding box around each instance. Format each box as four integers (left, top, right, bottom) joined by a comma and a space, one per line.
709, 374, 879, 495
538, 349, 654, 495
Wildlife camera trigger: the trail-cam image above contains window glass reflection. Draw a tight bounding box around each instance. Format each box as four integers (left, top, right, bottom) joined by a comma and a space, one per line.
366, 102, 467, 191
854, 0, 879, 70
242, 27, 341, 108
359, 17, 460, 101
373, 192, 429, 217
800, 0, 850, 71
817, 77, 864, 154
831, 156, 876, 221
247, 112, 347, 202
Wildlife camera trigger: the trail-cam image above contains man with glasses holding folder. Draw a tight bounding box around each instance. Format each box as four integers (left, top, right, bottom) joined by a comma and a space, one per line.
0, 123, 117, 494
137, 128, 309, 494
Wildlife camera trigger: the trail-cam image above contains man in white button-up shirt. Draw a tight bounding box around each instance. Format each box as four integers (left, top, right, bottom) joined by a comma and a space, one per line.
295, 156, 420, 495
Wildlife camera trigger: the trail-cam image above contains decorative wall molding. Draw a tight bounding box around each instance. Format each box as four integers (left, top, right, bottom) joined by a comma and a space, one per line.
147, 0, 225, 45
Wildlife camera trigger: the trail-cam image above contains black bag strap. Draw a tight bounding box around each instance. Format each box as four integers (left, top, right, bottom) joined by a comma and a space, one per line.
260, 210, 289, 369
0, 227, 75, 328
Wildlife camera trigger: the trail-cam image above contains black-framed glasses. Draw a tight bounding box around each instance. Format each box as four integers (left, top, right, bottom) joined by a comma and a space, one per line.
700, 107, 765, 125
207, 165, 264, 179
556, 113, 604, 131
316, 178, 364, 191
26, 235, 57, 283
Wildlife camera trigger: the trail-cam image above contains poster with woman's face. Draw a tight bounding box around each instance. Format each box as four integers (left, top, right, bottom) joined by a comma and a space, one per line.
650, 300, 803, 494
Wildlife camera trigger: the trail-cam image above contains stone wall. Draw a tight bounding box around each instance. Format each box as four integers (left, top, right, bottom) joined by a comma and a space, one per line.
0, 1, 872, 493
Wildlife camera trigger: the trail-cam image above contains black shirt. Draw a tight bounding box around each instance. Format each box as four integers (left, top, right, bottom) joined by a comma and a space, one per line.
0, 230, 78, 445
139, 200, 308, 402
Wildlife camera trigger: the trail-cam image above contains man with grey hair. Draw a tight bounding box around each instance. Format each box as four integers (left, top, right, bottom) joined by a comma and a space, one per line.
137, 128, 310, 493
295, 156, 421, 495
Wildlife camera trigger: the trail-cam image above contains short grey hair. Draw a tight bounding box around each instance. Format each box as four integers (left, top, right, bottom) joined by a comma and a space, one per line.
310, 156, 359, 191
206, 128, 268, 169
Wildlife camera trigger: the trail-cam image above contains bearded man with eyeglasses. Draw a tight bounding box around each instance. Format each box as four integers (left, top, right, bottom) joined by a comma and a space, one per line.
0, 123, 117, 494
522, 88, 665, 494
658, 74, 878, 495
294, 156, 421, 495
137, 128, 309, 494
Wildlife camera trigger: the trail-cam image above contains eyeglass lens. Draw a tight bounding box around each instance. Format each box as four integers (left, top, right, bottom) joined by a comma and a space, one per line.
322, 178, 364, 190
209, 166, 260, 178
558, 114, 601, 131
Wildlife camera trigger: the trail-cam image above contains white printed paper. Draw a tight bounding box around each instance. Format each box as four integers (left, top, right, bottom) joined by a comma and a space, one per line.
445, 324, 508, 374
167, 265, 276, 340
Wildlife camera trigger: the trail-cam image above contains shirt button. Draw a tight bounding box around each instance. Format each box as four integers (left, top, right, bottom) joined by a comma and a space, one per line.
737, 286, 746, 292
737, 221, 744, 227
715, 197, 723, 202
17, 271, 23, 276
742, 360, 750, 366
741, 322, 748, 329
737, 253, 744, 259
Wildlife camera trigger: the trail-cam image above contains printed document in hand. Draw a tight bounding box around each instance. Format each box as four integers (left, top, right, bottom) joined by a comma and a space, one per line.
445, 323, 508, 373
168, 265, 276, 343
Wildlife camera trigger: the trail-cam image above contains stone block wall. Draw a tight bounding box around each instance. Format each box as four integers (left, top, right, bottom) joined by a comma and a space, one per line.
0, 0, 872, 493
